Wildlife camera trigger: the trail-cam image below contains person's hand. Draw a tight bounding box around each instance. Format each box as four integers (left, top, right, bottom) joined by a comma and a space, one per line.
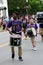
9, 31, 12, 35
36, 29, 39, 34
22, 28, 24, 31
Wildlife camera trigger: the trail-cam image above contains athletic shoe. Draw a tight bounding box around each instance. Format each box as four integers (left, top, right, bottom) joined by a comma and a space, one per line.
12, 54, 15, 59
33, 47, 37, 51
19, 57, 23, 61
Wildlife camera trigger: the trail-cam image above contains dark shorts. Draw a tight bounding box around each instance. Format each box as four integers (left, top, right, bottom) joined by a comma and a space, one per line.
22, 23, 27, 29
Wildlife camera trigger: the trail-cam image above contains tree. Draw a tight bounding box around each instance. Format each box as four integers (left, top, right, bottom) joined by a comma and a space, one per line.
7, 0, 43, 15
29, 0, 42, 14
7, 0, 26, 16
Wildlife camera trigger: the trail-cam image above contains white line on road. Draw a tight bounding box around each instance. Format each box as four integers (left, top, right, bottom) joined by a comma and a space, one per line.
0, 43, 9, 48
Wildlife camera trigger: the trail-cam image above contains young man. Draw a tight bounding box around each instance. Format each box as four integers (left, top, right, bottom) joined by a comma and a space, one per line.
7, 12, 23, 61
22, 15, 27, 39
27, 18, 38, 51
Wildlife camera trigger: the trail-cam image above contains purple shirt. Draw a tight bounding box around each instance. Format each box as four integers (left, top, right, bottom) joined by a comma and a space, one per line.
7, 20, 22, 35
27, 23, 38, 30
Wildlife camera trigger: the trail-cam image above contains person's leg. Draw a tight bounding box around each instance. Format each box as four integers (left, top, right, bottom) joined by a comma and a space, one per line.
18, 47, 22, 57
11, 47, 15, 59
3, 24, 6, 30
18, 46, 23, 61
41, 35, 43, 41
31, 37, 37, 51
24, 28, 27, 39
10, 37, 15, 59
24, 33, 27, 38
39, 28, 43, 41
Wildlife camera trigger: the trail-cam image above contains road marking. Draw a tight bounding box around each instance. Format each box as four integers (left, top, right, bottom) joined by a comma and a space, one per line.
0, 43, 9, 48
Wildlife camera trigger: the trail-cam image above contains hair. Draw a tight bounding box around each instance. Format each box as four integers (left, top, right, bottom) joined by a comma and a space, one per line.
29, 17, 35, 20
12, 11, 19, 16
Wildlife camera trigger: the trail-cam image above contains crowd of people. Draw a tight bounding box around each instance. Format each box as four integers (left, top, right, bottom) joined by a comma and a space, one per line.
0, 16, 9, 31
0, 12, 43, 61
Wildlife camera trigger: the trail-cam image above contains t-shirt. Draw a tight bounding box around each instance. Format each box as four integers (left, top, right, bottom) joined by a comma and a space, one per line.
27, 23, 38, 30
7, 20, 22, 35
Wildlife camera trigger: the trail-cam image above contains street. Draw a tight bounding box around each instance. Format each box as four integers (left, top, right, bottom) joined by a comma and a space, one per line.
0, 31, 43, 65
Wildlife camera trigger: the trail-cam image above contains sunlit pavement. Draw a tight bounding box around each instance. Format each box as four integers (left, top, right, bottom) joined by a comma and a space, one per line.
0, 31, 43, 65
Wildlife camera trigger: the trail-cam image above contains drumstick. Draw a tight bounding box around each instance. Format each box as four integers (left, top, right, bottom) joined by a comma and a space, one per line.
37, 31, 42, 34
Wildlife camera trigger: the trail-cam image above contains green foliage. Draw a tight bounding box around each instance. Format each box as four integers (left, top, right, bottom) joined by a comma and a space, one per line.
29, 0, 43, 14
7, 0, 43, 15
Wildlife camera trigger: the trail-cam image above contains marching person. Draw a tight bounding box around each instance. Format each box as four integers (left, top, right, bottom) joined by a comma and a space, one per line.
27, 18, 38, 51
22, 15, 27, 39
6, 12, 23, 61
0, 17, 6, 30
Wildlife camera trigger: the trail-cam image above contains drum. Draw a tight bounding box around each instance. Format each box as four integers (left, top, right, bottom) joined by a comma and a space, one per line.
10, 34, 21, 46
26, 28, 36, 37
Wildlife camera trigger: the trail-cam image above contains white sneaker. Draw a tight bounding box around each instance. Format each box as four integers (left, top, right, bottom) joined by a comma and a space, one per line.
33, 47, 37, 51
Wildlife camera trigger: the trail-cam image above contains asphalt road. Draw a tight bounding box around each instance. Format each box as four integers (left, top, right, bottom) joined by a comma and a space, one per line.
0, 31, 43, 65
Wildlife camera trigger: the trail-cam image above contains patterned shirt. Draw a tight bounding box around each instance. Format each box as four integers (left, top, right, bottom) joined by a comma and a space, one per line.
7, 20, 22, 35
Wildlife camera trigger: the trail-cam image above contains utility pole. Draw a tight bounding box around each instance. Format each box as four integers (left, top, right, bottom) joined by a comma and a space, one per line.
26, 0, 28, 15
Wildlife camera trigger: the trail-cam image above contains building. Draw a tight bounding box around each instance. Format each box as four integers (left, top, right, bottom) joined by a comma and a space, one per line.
0, 0, 8, 17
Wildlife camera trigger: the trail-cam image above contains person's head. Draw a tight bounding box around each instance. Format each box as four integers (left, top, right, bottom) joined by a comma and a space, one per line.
29, 18, 35, 24
12, 12, 18, 20
22, 15, 26, 20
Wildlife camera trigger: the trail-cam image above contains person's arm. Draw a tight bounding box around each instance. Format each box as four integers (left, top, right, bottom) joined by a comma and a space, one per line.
21, 21, 25, 31
6, 21, 12, 35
